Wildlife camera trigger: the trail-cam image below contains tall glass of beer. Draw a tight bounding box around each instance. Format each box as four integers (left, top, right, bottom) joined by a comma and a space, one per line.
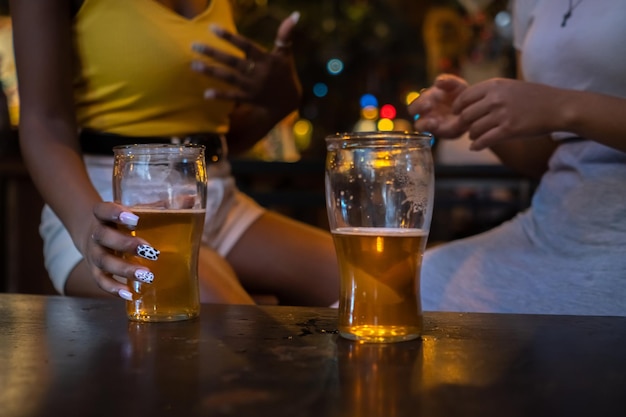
325, 132, 434, 342
113, 144, 207, 322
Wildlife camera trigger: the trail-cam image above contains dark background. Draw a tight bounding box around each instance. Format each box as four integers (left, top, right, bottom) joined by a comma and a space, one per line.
232, 0, 514, 159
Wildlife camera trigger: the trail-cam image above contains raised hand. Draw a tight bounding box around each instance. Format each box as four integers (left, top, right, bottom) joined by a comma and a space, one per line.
190, 11, 302, 117
408, 74, 469, 139
451, 78, 562, 151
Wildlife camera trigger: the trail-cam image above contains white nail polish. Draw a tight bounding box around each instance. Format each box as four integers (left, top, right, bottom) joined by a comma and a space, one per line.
136, 244, 160, 261
191, 42, 203, 52
119, 211, 139, 227
209, 24, 223, 35
118, 289, 133, 301
191, 61, 204, 72
290, 11, 300, 24
135, 269, 154, 284
203, 89, 216, 99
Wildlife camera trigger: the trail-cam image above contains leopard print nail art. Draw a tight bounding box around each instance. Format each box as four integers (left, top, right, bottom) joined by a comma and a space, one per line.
137, 244, 160, 261
135, 269, 155, 284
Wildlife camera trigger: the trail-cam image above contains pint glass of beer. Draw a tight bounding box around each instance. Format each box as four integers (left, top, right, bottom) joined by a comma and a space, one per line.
325, 132, 434, 342
113, 144, 207, 322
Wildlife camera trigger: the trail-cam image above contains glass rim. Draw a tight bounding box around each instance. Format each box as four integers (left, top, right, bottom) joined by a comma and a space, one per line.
325, 131, 434, 151
112, 143, 206, 155
325, 131, 433, 144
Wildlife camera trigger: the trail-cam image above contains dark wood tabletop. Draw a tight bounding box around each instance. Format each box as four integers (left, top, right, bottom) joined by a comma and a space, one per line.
1, 293, 625, 417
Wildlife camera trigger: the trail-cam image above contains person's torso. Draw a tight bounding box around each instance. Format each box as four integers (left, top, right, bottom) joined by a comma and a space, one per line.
73, 0, 240, 136
517, 0, 626, 97
513, 0, 626, 253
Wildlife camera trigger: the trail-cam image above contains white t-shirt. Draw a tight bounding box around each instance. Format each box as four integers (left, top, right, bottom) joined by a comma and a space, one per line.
514, 0, 626, 97
421, 0, 626, 316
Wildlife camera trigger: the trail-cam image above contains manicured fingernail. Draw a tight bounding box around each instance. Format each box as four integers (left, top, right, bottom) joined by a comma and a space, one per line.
290, 11, 300, 24
209, 24, 224, 35
137, 244, 160, 261
203, 89, 216, 99
135, 269, 154, 284
191, 60, 204, 72
118, 289, 133, 301
119, 211, 139, 227
413, 114, 421, 121
191, 42, 203, 53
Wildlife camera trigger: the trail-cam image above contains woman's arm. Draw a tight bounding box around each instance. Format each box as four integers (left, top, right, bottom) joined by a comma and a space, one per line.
11, 0, 146, 297
454, 48, 626, 167
11, 0, 99, 241
455, 79, 626, 155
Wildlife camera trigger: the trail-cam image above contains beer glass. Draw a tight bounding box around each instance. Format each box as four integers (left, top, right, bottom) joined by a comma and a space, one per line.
325, 132, 434, 343
113, 144, 207, 322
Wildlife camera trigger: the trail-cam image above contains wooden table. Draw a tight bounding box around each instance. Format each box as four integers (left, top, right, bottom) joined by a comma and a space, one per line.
1, 293, 625, 417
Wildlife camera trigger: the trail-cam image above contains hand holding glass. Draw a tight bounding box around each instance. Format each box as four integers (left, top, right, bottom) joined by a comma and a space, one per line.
113, 144, 207, 322
325, 132, 434, 343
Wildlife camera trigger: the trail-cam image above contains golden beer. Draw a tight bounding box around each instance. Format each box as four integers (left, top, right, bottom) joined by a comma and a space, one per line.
121, 208, 205, 322
332, 227, 428, 343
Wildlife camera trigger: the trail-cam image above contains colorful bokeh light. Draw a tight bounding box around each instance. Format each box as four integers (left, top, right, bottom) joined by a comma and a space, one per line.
406, 91, 420, 105
313, 82, 328, 98
326, 58, 344, 75
377, 118, 394, 131
361, 105, 378, 120
293, 119, 313, 150
359, 94, 378, 109
380, 104, 396, 120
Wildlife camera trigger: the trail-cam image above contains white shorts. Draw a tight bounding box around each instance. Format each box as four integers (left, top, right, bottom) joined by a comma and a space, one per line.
41, 155, 265, 294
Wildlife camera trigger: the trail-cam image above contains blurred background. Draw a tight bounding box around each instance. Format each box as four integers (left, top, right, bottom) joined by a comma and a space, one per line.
230, 0, 515, 161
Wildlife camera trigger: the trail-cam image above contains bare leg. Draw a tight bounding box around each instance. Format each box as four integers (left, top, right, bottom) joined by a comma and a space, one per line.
226, 211, 340, 306
65, 260, 114, 297
197, 245, 255, 304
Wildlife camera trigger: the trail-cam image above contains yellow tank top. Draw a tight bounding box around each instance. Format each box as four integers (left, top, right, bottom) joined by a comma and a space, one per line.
73, 0, 241, 136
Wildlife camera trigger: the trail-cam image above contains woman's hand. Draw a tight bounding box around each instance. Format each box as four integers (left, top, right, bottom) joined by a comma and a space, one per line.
80, 202, 159, 301
190, 11, 302, 119
451, 78, 563, 151
408, 73, 469, 139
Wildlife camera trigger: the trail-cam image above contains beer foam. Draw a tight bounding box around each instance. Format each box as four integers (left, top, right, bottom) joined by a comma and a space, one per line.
333, 227, 428, 237
395, 171, 431, 214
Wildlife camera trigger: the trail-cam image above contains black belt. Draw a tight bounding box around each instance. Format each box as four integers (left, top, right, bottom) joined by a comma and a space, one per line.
79, 129, 225, 162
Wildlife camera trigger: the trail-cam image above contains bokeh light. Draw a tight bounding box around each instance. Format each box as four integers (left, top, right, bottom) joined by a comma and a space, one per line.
359, 94, 378, 109
326, 58, 344, 75
495, 11, 511, 28
313, 82, 328, 98
393, 118, 413, 132
293, 118, 313, 151
380, 104, 396, 120
361, 105, 378, 120
377, 118, 394, 131
353, 119, 377, 132
406, 91, 420, 105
